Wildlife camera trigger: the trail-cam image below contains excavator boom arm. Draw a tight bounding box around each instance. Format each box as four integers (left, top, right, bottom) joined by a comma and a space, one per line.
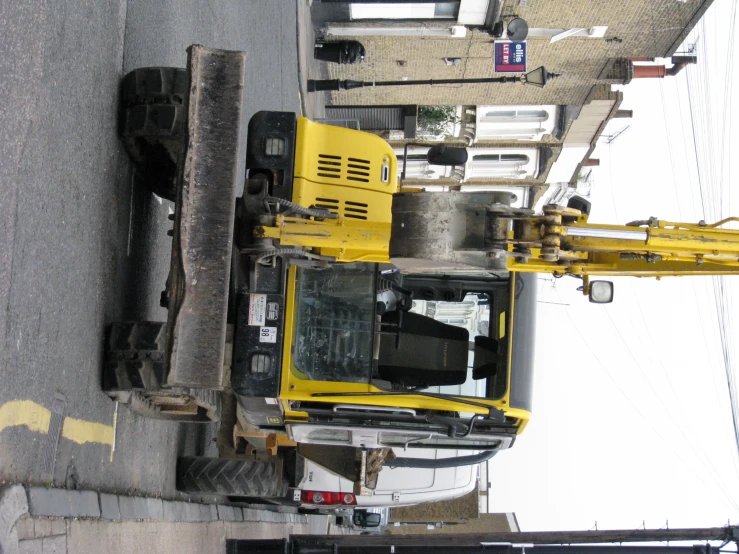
504, 206, 739, 278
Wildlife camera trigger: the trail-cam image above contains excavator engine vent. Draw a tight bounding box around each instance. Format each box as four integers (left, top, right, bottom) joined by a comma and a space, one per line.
316, 154, 372, 184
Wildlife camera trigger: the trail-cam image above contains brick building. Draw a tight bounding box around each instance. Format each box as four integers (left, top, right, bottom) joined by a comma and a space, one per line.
312, 0, 712, 205
315, 0, 710, 107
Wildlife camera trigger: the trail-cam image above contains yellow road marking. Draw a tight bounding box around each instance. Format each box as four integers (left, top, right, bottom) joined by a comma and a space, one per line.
0, 400, 51, 435
62, 417, 114, 447
0, 399, 114, 449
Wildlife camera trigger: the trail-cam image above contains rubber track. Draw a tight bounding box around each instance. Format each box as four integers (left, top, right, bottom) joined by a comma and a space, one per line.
177, 457, 287, 497
104, 322, 221, 422
120, 67, 187, 201
125, 390, 220, 423
121, 67, 187, 107
104, 321, 167, 392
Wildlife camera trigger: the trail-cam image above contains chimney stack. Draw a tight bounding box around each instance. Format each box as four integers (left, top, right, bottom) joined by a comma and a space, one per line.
632, 65, 666, 79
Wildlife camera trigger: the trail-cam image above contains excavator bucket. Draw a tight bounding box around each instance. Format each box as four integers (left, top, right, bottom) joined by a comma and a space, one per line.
164, 45, 246, 389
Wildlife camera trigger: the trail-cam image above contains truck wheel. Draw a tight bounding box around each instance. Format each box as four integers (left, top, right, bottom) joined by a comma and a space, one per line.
176, 457, 288, 497
104, 322, 221, 423
120, 67, 188, 202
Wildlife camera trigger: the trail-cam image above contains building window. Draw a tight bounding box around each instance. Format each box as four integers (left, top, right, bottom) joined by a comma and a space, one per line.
473, 105, 557, 142
351, 2, 460, 20
397, 147, 537, 181
482, 109, 548, 123
467, 151, 534, 179
434, 2, 460, 17
472, 154, 530, 164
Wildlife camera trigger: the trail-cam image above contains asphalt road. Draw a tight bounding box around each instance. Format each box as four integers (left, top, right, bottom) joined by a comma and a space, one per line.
0, 0, 300, 498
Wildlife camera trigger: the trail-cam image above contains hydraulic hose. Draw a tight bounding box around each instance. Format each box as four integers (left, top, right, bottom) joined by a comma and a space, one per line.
384, 449, 497, 469
264, 196, 338, 219
254, 247, 335, 266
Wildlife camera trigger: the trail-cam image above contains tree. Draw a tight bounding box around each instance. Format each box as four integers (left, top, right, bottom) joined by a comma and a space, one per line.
417, 105, 460, 140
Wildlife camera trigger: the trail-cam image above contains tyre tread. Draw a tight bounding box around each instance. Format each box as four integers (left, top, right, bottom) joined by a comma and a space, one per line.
176, 457, 287, 497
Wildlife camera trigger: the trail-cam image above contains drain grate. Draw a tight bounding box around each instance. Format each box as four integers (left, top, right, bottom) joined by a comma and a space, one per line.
40, 393, 66, 483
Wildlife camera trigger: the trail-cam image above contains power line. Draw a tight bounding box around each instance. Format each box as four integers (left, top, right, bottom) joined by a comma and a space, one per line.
601, 305, 739, 512
550, 288, 739, 514
627, 283, 739, 488
680, 14, 739, 473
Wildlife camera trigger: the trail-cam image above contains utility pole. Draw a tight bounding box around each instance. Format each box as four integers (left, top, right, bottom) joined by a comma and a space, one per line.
228, 526, 739, 554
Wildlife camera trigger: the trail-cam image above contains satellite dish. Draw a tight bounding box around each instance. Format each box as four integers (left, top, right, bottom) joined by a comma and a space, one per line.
506, 18, 529, 42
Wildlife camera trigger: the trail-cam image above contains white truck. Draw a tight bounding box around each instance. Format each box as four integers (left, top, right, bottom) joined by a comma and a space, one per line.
298, 450, 479, 510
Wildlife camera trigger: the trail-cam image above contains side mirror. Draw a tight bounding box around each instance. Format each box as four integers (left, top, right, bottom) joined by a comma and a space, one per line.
426, 145, 468, 166
566, 196, 592, 217
588, 281, 614, 304
365, 513, 382, 527
353, 509, 381, 528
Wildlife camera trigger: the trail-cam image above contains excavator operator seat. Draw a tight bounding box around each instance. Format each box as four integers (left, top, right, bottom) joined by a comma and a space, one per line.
378, 310, 469, 388
471, 335, 503, 380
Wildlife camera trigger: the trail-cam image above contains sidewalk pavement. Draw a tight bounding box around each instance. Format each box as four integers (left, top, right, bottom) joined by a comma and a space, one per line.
0, 485, 349, 554
296, 0, 328, 120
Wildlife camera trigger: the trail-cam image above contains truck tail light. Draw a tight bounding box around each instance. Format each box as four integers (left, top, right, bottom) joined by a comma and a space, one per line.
301, 490, 357, 506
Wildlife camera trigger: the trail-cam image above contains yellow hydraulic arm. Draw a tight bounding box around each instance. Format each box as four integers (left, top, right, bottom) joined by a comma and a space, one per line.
502, 204, 739, 286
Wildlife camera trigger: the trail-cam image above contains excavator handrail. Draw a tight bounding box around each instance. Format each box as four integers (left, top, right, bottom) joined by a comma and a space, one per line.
703, 216, 739, 229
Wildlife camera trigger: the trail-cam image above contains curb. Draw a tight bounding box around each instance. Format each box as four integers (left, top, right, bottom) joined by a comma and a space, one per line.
24, 487, 309, 524
0, 484, 312, 550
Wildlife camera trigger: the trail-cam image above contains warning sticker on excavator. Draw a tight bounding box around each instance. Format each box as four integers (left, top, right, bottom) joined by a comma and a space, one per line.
267, 302, 279, 320
248, 294, 267, 326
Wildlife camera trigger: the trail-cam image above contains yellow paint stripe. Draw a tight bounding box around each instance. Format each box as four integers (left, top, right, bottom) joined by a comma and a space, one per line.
0, 400, 114, 448
0, 400, 51, 435
62, 417, 114, 447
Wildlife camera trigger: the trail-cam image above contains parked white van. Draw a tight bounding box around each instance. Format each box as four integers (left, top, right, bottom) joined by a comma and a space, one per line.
295, 449, 480, 509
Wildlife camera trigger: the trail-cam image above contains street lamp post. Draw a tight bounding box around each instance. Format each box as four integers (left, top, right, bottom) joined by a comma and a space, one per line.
307, 66, 560, 92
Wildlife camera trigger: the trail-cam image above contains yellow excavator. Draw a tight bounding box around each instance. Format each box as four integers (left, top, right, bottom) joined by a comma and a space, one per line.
106, 45, 739, 504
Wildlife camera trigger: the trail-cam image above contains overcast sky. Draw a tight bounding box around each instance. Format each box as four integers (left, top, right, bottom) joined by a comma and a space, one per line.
488, 0, 739, 533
